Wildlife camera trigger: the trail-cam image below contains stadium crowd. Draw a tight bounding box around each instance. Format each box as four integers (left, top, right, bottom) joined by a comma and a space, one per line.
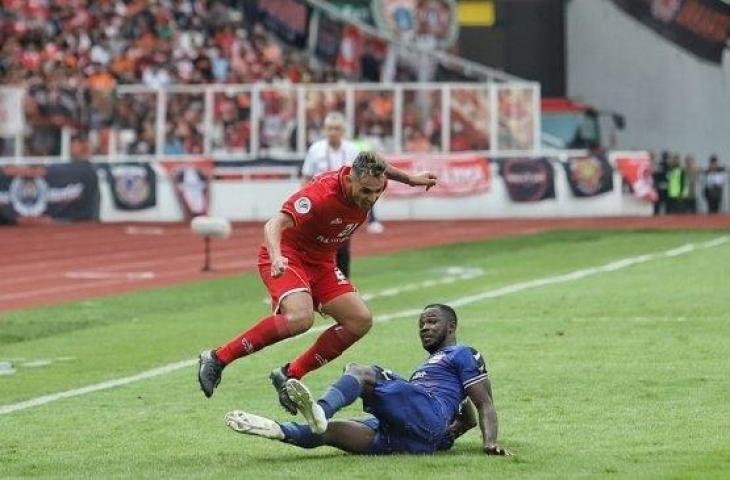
0, 0, 346, 156
0, 0, 501, 158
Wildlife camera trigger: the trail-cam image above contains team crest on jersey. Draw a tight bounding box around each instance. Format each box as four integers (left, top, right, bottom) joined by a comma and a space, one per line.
294, 197, 312, 214
427, 352, 446, 364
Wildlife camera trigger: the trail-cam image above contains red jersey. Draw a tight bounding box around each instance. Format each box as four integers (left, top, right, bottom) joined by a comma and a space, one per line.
275, 166, 378, 264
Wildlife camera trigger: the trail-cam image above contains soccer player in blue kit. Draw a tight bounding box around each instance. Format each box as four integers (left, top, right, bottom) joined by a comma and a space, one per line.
225, 304, 510, 456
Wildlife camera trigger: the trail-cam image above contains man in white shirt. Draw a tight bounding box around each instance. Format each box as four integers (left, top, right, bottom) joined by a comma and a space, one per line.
301, 112, 360, 184
301, 112, 385, 278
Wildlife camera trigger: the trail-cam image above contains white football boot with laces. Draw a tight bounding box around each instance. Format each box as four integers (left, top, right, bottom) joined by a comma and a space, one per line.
285, 379, 328, 435
225, 411, 285, 440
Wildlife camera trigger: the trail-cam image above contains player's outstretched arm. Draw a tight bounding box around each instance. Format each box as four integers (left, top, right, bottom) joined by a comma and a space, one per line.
264, 212, 295, 277
466, 378, 511, 456
384, 164, 438, 190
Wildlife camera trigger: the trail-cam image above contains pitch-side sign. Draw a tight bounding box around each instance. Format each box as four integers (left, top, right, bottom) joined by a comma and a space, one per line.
386, 153, 491, 197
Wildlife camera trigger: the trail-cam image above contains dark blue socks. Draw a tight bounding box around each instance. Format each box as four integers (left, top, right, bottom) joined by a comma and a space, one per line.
279, 422, 324, 449
278, 373, 364, 450
316, 373, 362, 419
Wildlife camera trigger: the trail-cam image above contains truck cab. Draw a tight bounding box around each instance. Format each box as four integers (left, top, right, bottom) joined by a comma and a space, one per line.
541, 98, 624, 150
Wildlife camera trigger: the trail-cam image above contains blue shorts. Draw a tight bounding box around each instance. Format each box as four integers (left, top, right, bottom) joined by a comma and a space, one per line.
357, 368, 454, 455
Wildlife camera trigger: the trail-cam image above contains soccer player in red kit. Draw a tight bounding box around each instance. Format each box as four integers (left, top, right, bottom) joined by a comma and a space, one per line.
198, 152, 437, 413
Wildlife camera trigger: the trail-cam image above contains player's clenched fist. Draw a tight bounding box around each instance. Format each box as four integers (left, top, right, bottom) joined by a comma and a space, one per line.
271, 256, 289, 277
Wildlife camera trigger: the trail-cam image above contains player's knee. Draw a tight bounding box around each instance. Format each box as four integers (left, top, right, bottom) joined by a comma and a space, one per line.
348, 310, 372, 337
345, 363, 365, 378
344, 362, 365, 375
280, 294, 315, 334
286, 309, 315, 334
344, 363, 376, 385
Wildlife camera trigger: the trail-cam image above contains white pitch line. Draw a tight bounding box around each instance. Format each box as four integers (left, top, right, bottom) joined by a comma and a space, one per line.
1, 236, 726, 416
262, 266, 485, 305
360, 267, 484, 302
0, 360, 196, 414
65, 271, 156, 280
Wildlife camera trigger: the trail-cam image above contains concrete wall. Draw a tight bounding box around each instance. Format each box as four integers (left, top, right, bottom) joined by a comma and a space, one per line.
566, 0, 730, 165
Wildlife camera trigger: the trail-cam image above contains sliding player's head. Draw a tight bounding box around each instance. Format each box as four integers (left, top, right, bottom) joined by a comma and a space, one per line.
345, 151, 386, 211
418, 304, 458, 353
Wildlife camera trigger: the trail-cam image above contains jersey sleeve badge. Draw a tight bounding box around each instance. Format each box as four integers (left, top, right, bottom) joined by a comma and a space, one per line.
294, 197, 312, 214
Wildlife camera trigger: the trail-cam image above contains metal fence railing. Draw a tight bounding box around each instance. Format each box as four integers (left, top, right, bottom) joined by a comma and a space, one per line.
0, 81, 541, 164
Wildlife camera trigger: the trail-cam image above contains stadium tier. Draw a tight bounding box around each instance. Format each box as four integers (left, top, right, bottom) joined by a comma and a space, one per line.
0, 0, 536, 161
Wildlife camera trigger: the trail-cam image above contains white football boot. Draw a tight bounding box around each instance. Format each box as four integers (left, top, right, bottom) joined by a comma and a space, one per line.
224, 411, 285, 440
285, 379, 328, 435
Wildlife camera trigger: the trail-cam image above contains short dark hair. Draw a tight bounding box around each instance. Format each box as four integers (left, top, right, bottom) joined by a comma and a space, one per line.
423, 303, 457, 326
352, 151, 387, 178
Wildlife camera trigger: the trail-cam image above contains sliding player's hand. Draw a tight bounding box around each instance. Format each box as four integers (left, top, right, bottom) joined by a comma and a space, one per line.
484, 444, 511, 456
271, 256, 289, 278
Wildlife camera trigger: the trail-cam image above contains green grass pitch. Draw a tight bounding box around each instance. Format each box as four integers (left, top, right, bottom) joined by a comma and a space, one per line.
1, 230, 729, 479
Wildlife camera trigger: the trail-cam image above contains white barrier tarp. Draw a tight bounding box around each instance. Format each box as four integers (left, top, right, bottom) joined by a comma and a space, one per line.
0, 88, 23, 137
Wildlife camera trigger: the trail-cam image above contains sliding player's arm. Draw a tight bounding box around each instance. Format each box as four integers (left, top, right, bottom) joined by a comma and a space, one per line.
466, 378, 510, 456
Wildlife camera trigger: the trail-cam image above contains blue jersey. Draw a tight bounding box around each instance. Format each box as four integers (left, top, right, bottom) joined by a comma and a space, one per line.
408, 344, 488, 422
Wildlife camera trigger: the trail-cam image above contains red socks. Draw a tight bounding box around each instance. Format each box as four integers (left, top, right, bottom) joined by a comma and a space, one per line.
215, 314, 292, 365
214, 316, 363, 377
287, 325, 361, 379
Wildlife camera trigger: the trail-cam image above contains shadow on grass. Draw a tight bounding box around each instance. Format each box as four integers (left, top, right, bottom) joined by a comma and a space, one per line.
233, 441, 526, 464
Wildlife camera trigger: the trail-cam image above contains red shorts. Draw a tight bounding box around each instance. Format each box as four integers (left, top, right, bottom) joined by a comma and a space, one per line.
258, 247, 356, 312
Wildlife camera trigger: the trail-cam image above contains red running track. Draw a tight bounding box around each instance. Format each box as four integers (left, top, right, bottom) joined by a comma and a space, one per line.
1, 216, 729, 312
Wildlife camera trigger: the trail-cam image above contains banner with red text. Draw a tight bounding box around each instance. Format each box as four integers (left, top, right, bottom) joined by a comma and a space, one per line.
385, 153, 491, 197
